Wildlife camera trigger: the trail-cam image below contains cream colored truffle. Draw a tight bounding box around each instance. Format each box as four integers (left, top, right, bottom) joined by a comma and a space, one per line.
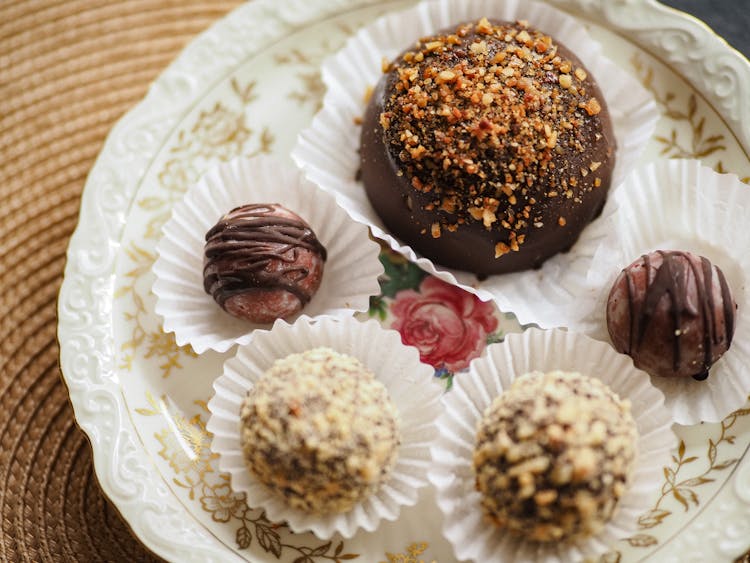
240, 347, 400, 514
473, 371, 637, 542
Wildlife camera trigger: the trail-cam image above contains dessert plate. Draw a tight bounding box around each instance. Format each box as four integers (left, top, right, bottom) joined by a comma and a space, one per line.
58, 0, 750, 561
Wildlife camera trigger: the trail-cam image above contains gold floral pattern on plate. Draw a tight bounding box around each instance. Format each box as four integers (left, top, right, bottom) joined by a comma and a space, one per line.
381, 542, 435, 563
631, 52, 750, 182
107, 6, 750, 561
615, 403, 750, 554
136, 393, 361, 560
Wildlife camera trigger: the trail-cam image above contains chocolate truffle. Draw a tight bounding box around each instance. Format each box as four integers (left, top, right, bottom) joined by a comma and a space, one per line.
606, 250, 737, 380
240, 347, 400, 514
203, 203, 326, 324
473, 371, 637, 543
360, 18, 616, 277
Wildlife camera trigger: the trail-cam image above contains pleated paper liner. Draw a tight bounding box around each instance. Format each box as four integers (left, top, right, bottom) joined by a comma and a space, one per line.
428, 328, 675, 563
152, 155, 383, 354
206, 316, 442, 539
292, 0, 660, 327
573, 159, 750, 425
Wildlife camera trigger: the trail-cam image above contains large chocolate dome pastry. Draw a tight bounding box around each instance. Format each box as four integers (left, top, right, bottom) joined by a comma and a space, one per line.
203, 203, 326, 324
606, 250, 737, 380
360, 18, 616, 277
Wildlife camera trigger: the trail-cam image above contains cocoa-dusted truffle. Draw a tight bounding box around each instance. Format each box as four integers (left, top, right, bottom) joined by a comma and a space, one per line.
240, 347, 400, 514
473, 371, 637, 543
203, 203, 326, 324
606, 250, 737, 380
360, 18, 616, 277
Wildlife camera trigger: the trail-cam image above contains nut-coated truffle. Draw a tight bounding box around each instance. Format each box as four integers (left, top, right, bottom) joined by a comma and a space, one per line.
473, 371, 637, 543
203, 203, 326, 324
606, 250, 737, 380
240, 347, 401, 514
360, 18, 616, 276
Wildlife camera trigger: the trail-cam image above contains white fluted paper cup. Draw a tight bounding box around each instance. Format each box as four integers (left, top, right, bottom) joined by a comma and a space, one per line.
428, 328, 675, 562
206, 315, 442, 539
573, 159, 750, 425
292, 0, 659, 327
152, 155, 384, 354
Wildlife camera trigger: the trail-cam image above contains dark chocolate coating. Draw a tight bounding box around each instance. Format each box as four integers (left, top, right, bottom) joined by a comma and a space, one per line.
203, 204, 326, 324
606, 251, 736, 380
360, 20, 616, 277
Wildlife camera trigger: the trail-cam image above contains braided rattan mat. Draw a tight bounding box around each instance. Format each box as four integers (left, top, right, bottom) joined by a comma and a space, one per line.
2, 1, 750, 562
0, 2, 240, 560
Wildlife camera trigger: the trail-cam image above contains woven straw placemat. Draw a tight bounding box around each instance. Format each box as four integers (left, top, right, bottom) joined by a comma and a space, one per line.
0, 2, 240, 560
1, 1, 749, 562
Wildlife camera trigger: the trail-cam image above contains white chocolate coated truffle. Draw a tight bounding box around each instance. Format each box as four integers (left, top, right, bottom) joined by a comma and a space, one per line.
240, 347, 400, 514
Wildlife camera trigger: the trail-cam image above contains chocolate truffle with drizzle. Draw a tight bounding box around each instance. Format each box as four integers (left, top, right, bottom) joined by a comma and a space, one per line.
360, 18, 616, 276
606, 251, 737, 380
203, 204, 326, 324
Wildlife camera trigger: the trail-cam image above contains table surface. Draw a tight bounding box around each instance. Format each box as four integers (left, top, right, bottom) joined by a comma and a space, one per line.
0, 1, 748, 561
661, 0, 750, 56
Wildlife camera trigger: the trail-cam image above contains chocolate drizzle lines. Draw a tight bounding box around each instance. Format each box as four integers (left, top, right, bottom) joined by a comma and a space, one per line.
718, 266, 735, 348
623, 251, 735, 380
203, 204, 327, 308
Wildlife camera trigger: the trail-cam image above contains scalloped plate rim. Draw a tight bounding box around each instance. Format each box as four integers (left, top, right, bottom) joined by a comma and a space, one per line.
56, 0, 750, 561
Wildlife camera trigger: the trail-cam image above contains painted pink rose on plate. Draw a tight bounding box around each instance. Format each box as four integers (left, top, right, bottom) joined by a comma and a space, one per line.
391, 276, 499, 372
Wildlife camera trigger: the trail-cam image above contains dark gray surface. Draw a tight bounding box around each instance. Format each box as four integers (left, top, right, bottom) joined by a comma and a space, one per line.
659, 0, 750, 58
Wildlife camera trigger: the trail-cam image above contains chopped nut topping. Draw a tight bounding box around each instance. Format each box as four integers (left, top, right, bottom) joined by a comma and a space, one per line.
473, 371, 637, 543
572, 448, 597, 480
476, 17, 493, 34
363, 85, 374, 104
516, 30, 532, 45
241, 348, 400, 515
482, 208, 497, 227
437, 69, 456, 82
535, 489, 558, 506
546, 130, 558, 148
495, 242, 510, 257
534, 39, 549, 53
376, 19, 612, 263
585, 97, 602, 115
470, 40, 488, 54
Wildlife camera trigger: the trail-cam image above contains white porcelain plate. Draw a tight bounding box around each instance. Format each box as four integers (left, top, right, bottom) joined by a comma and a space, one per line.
58, 0, 750, 561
